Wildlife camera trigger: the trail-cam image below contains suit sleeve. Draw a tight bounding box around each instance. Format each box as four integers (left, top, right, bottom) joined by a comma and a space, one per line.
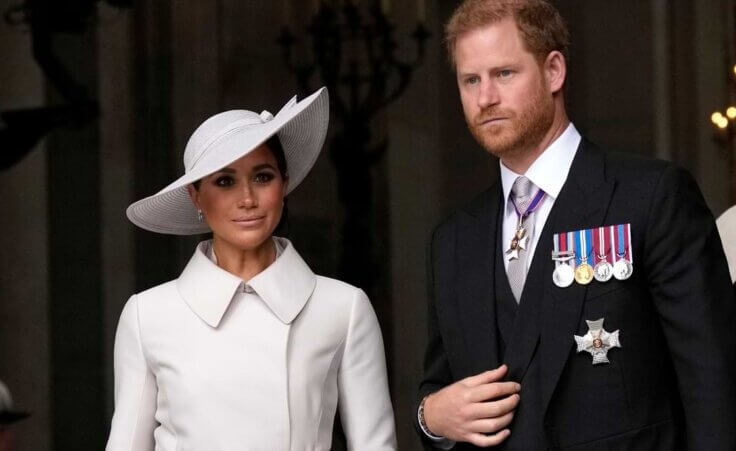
415, 226, 456, 450
105, 295, 157, 451
338, 289, 397, 451
644, 165, 736, 449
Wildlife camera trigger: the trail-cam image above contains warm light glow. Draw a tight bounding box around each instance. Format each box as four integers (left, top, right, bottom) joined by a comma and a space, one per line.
733, 64, 736, 75
717, 117, 729, 129
712, 111, 725, 124
727, 107, 736, 119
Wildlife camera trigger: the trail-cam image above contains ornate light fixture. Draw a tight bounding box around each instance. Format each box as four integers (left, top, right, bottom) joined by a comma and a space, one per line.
278, 0, 429, 295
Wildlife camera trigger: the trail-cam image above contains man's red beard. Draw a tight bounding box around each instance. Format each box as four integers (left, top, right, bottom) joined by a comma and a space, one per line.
467, 94, 554, 161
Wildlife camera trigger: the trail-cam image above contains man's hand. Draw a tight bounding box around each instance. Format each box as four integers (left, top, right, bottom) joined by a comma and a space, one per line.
424, 364, 520, 447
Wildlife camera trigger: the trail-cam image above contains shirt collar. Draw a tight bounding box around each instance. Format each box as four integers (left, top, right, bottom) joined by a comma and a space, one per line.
500, 122, 581, 203
177, 237, 316, 328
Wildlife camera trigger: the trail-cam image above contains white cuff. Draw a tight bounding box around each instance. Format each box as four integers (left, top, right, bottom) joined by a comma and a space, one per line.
418, 397, 455, 449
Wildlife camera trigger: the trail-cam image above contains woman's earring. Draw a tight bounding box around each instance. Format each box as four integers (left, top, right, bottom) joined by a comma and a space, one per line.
197, 209, 203, 222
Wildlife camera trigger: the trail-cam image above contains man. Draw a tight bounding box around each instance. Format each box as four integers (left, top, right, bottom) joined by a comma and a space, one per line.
415, 0, 736, 449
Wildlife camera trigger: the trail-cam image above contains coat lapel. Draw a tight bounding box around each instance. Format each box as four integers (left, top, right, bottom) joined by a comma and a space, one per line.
455, 186, 503, 375
538, 141, 616, 414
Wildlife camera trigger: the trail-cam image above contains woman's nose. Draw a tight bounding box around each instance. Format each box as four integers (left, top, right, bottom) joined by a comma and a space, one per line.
238, 183, 257, 208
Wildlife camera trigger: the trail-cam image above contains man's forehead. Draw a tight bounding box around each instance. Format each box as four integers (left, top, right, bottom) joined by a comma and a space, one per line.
454, 20, 532, 69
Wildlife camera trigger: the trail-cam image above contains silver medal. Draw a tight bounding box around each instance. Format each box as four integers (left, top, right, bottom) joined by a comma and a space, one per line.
574, 318, 622, 365
613, 258, 633, 280
593, 261, 613, 282
553, 263, 575, 287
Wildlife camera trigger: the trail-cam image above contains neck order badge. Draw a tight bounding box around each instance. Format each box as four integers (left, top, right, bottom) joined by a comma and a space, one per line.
506, 186, 546, 260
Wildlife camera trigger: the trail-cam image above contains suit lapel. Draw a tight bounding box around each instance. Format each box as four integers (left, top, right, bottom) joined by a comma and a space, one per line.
538, 141, 616, 414
455, 186, 502, 375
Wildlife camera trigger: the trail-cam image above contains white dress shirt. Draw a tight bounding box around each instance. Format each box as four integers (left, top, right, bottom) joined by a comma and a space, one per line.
500, 123, 581, 271
106, 237, 397, 451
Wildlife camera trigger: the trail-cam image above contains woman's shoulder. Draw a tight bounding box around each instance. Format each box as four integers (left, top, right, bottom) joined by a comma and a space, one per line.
119, 278, 181, 320
310, 276, 379, 327
313, 275, 369, 304
134, 279, 180, 303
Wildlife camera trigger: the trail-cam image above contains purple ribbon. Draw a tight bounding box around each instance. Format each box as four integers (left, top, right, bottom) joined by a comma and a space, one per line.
510, 188, 546, 219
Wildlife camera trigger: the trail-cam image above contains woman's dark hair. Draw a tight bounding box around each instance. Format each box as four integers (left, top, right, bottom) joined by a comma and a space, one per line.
192, 134, 288, 189
192, 134, 291, 235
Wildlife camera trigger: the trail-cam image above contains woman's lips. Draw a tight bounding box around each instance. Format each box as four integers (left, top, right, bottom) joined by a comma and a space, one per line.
232, 216, 265, 226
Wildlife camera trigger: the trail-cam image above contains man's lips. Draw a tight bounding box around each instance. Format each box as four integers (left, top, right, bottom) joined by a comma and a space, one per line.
476, 117, 508, 126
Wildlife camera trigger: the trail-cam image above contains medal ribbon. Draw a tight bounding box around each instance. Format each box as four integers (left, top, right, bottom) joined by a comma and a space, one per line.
592, 226, 611, 265
567, 231, 575, 267
574, 229, 593, 266
509, 188, 546, 221
611, 223, 633, 263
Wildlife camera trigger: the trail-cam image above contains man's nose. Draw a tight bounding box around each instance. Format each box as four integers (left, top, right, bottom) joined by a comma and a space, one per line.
478, 79, 500, 109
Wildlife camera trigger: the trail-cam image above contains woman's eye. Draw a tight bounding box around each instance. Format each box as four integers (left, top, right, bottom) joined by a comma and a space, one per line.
215, 176, 234, 187
254, 172, 275, 184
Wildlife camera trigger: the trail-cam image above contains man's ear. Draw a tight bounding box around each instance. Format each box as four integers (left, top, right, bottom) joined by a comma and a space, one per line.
544, 50, 566, 94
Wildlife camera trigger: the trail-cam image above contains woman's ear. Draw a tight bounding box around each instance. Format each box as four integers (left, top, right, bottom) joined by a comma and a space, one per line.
187, 184, 200, 210
282, 177, 289, 198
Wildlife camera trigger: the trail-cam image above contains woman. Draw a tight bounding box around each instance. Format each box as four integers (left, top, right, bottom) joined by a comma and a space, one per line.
106, 88, 397, 450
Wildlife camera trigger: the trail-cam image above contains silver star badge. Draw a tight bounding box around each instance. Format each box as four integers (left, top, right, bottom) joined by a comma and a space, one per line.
574, 318, 621, 365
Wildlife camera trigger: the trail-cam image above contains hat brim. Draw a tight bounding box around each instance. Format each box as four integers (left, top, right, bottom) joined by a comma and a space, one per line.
126, 87, 329, 235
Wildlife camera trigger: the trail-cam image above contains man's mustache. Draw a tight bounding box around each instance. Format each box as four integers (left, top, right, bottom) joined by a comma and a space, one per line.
473, 108, 515, 126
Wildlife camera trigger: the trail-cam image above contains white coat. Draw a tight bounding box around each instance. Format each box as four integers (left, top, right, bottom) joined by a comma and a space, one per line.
106, 238, 397, 451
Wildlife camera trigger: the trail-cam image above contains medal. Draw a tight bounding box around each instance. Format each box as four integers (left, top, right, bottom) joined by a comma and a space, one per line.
593, 226, 613, 282
574, 318, 621, 365
506, 186, 546, 260
613, 259, 633, 280
594, 261, 613, 282
551, 234, 576, 288
553, 263, 575, 287
574, 229, 594, 285
575, 263, 594, 285
506, 217, 529, 261
612, 224, 633, 280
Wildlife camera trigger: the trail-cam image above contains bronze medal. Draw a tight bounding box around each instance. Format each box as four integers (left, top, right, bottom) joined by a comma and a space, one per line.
574, 262, 594, 285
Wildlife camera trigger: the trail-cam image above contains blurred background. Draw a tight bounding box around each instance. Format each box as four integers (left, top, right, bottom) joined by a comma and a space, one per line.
0, 0, 734, 450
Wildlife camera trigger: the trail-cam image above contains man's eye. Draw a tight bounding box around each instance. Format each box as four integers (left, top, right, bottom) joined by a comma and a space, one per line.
254, 172, 275, 184
498, 70, 514, 78
464, 76, 480, 85
215, 176, 234, 187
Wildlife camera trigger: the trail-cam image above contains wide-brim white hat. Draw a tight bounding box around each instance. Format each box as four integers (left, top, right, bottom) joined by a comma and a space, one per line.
127, 87, 329, 235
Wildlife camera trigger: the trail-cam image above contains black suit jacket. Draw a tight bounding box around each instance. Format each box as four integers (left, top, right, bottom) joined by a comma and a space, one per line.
417, 141, 736, 450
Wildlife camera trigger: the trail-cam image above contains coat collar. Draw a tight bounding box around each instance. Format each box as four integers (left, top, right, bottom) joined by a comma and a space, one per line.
177, 237, 316, 328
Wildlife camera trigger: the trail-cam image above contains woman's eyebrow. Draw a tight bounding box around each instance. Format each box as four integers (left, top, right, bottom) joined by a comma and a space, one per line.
252, 163, 276, 171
